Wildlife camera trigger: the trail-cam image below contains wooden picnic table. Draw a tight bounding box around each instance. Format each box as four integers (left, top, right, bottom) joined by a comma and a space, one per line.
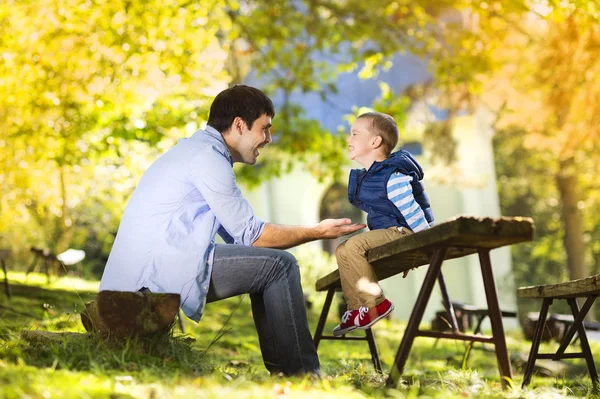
313, 216, 534, 387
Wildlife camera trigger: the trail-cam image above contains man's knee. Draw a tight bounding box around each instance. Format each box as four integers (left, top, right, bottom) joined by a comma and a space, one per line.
274, 250, 299, 272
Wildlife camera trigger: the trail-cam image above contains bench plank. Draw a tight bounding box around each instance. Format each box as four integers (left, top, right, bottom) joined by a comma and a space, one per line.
316, 216, 534, 292
517, 274, 600, 299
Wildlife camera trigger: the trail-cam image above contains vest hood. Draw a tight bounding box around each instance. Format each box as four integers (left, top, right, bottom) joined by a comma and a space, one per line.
387, 150, 424, 180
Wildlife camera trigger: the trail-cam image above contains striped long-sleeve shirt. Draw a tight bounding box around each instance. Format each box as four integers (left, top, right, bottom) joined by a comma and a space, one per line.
386, 171, 430, 233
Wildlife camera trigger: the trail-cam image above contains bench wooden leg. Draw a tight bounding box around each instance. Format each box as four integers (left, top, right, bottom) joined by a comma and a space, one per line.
461, 314, 486, 368
478, 249, 513, 386
313, 288, 335, 350
554, 297, 595, 360
365, 327, 383, 373
566, 298, 600, 387
438, 272, 460, 332
522, 297, 553, 388
386, 247, 448, 387
313, 288, 383, 373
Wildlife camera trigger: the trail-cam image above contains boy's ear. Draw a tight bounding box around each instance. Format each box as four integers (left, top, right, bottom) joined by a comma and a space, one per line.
371, 135, 383, 148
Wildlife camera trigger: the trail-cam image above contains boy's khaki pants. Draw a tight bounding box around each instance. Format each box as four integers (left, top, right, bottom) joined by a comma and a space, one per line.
335, 226, 412, 310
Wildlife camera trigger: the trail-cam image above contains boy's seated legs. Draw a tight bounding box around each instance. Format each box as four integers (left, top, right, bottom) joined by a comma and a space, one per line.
332, 227, 409, 336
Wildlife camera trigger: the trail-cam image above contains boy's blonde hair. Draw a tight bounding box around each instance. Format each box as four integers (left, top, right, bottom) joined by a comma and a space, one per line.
357, 112, 399, 156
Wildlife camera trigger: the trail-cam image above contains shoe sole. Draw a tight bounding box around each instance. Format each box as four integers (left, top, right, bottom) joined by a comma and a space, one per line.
355, 303, 395, 330
332, 325, 358, 337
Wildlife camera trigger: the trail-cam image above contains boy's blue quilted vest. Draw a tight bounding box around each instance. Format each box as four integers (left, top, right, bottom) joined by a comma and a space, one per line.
348, 150, 434, 231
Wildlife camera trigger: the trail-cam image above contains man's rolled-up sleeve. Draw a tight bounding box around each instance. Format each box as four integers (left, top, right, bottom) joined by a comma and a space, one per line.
188, 149, 265, 246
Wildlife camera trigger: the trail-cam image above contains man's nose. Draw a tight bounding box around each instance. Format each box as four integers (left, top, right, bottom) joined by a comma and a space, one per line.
265, 131, 272, 144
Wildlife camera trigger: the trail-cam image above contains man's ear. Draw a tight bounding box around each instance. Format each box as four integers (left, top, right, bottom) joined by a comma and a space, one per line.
232, 117, 245, 135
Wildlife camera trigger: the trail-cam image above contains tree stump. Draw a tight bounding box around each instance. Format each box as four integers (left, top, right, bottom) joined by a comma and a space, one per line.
81, 290, 181, 337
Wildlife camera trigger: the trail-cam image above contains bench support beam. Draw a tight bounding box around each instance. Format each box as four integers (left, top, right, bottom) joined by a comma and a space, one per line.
522, 298, 552, 388
438, 272, 460, 333
566, 298, 599, 385
387, 248, 513, 388
478, 249, 513, 385
313, 288, 382, 373
387, 247, 448, 386
554, 297, 595, 359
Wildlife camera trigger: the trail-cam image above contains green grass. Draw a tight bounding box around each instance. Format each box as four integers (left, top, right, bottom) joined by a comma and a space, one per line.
0, 272, 598, 398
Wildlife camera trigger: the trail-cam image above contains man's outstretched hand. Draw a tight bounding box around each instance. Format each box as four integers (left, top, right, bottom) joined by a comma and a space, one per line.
316, 218, 366, 239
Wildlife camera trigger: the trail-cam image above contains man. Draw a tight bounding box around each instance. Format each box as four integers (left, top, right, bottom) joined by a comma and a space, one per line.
99, 85, 365, 376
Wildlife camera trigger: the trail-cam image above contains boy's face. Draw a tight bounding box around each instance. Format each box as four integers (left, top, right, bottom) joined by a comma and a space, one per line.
347, 117, 377, 163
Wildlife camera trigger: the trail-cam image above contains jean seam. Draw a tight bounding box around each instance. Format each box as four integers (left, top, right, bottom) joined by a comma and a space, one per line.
248, 257, 271, 293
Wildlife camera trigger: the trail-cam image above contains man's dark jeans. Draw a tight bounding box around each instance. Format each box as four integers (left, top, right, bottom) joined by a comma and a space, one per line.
206, 244, 320, 376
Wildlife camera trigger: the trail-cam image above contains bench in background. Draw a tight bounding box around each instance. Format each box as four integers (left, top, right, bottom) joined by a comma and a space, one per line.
518, 274, 600, 388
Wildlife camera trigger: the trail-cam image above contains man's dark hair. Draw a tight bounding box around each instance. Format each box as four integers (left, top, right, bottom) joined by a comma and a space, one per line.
207, 85, 275, 133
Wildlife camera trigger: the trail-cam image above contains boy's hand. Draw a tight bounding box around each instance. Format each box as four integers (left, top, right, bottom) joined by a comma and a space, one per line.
316, 218, 366, 239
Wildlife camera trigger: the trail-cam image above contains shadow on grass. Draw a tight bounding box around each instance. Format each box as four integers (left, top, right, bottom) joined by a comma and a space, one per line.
0, 283, 96, 330
3, 331, 210, 380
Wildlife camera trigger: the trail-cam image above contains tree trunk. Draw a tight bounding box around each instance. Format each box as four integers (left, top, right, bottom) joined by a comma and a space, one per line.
54, 164, 74, 255
556, 157, 591, 318
556, 157, 587, 281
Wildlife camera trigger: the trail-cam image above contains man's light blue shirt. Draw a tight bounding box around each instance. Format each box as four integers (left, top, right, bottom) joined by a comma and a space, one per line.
99, 126, 265, 321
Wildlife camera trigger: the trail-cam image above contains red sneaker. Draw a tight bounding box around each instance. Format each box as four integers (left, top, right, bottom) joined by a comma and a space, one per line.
354, 299, 395, 329
332, 309, 359, 336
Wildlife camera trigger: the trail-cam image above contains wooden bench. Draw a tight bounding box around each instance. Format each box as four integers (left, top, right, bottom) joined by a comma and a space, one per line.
313, 216, 534, 387
522, 312, 600, 343
431, 301, 518, 366
27, 247, 62, 282
517, 274, 600, 388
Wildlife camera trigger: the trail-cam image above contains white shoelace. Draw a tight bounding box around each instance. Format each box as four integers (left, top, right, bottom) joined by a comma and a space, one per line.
357, 306, 369, 320
341, 310, 354, 323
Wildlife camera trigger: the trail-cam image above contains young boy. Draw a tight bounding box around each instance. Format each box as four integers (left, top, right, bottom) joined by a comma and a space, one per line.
333, 111, 435, 336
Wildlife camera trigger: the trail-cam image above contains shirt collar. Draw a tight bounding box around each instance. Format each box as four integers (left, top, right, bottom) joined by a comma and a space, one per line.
204, 125, 233, 165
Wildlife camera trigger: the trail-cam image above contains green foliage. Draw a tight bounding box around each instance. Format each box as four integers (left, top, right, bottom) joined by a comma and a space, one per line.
0, 0, 227, 270
494, 125, 600, 316
489, 1, 600, 294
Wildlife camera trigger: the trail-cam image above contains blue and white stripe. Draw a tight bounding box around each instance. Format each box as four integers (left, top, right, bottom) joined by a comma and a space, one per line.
386, 172, 430, 233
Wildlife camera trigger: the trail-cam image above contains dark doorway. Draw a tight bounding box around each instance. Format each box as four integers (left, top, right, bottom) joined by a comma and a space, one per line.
319, 183, 364, 255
